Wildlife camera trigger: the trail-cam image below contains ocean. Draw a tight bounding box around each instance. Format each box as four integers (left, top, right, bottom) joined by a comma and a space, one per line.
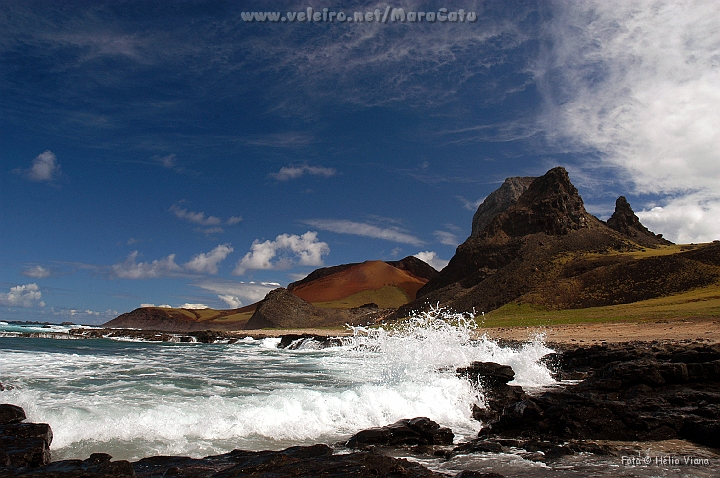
1, 312, 718, 477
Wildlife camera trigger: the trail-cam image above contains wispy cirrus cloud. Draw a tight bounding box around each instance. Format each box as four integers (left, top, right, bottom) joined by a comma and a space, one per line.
22, 265, 51, 278
170, 204, 242, 232
537, 0, 720, 242
302, 219, 425, 246
270, 164, 337, 181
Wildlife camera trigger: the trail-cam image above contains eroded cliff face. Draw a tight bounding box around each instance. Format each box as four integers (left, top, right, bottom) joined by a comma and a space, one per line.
397, 166, 709, 318
470, 176, 535, 238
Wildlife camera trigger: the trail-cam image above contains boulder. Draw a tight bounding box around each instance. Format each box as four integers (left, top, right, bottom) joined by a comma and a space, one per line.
346, 418, 454, 449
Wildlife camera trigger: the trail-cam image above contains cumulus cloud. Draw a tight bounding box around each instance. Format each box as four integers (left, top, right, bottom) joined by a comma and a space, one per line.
184, 244, 234, 274
538, 0, 720, 242
303, 219, 424, 246
233, 231, 329, 275
170, 204, 222, 226
637, 193, 720, 244
22, 265, 51, 278
112, 251, 183, 279
0, 283, 46, 308
20, 151, 61, 182
194, 279, 281, 307
270, 164, 336, 181
414, 251, 449, 271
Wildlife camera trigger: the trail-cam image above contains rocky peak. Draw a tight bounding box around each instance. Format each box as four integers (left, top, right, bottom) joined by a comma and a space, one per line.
482, 166, 590, 238
606, 196, 673, 246
471, 176, 536, 238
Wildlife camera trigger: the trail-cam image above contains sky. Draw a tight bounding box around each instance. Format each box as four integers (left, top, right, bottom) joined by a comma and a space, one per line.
2, 1, 719, 324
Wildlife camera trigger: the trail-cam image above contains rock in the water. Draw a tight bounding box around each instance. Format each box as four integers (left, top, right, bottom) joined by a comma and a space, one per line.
457, 363, 526, 423
0, 404, 26, 425
471, 176, 535, 238
606, 196, 673, 246
479, 343, 720, 448
346, 418, 454, 448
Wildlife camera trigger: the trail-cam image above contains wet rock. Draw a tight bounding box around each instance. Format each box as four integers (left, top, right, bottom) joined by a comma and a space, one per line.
2, 453, 135, 477
478, 342, 720, 449
346, 418, 454, 449
133, 444, 445, 477
0, 404, 26, 425
457, 362, 526, 423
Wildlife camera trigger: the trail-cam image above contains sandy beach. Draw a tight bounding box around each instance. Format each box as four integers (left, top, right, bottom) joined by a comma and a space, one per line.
242, 317, 720, 345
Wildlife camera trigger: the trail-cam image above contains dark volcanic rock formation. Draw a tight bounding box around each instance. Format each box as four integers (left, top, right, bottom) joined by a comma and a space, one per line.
471, 176, 535, 238
395, 166, 711, 318
477, 342, 720, 448
243, 288, 393, 329
606, 196, 673, 246
0, 404, 52, 468
345, 418, 454, 449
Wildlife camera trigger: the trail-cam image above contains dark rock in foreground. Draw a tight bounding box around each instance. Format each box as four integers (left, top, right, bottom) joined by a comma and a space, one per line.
0, 404, 53, 469
476, 342, 720, 448
346, 417, 454, 449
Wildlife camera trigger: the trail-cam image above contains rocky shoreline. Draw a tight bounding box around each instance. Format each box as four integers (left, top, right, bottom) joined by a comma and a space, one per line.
2, 340, 719, 477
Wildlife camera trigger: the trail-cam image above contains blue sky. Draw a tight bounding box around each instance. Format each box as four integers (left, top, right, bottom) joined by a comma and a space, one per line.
2, 1, 719, 324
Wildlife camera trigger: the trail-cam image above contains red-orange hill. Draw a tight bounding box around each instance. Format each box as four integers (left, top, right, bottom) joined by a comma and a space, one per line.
288, 260, 429, 303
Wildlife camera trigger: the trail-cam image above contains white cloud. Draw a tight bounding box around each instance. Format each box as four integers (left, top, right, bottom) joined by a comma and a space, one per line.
217, 294, 242, 308
303, 219, 424, 246
195, 279, 280, 306
233, 231, 329, 275
457, 196, 485, 211
51, 307, 119, 320
0, 283, 46, 308
227, 216, 243, 225
112, 251, 183, 279
184, 244, 233, 274
179, 303, 209, 310
23, 150, 61, 182
414, 251, 449, 271
22, 265, 51, 278
157, 154, 177, 169
141, 303, 172, 308
539, 0, 720, 240
270, 164, 336, 181
170, 204, 222, 226
637, 193, 720, 243
434, 230, 460, 246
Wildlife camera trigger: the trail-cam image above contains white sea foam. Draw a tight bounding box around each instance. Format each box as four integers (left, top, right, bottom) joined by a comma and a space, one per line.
0, 309, 556, 461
